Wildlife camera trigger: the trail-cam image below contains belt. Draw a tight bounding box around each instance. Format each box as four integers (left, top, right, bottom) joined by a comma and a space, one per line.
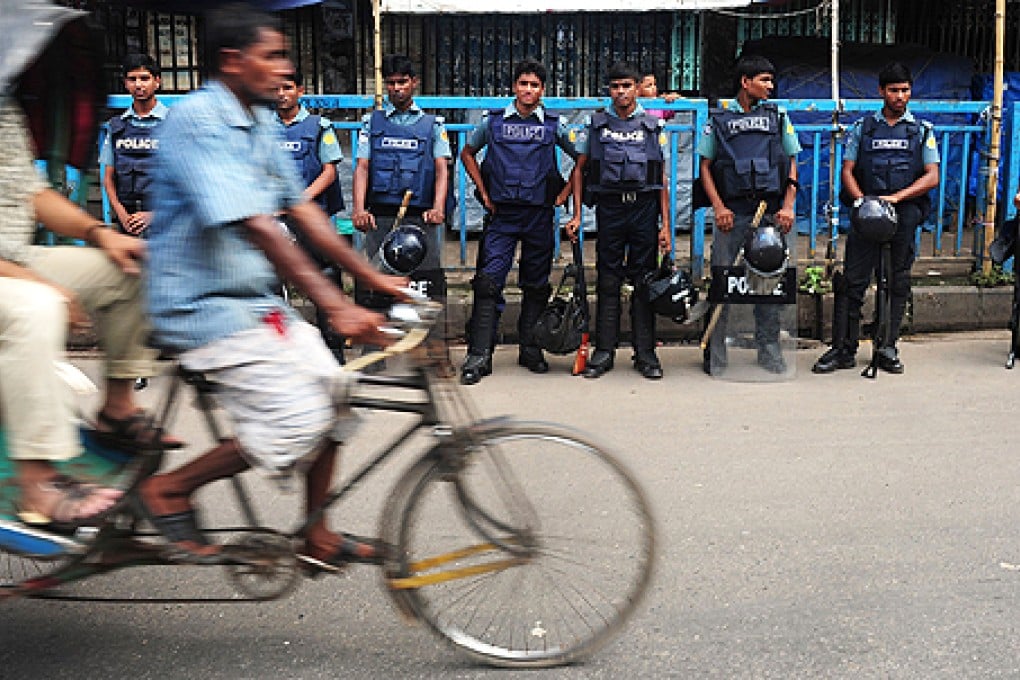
601, 191, 655, 205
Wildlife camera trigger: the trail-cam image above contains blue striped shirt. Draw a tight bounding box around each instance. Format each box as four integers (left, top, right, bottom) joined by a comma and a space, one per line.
147, 80, 304, 352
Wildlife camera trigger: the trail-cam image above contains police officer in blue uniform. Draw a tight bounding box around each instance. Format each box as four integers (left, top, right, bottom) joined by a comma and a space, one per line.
276, 72, 345, 220
697, 55, 801, 375
100, 53, 166, 236
459, 59, 577, 385
570, 62, 671, 380
812, 62, 940, 375
352, 54, 450, 323
275, 71, 347, 362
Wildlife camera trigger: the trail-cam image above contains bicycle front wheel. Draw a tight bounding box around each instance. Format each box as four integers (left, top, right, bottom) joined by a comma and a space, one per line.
390, 421, 655, 668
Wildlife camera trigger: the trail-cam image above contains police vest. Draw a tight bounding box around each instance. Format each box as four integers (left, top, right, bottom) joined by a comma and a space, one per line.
854, 115, 931, 214
586, 111, 664, 196
481, 109, 559, 206
367, 110, 436, 209
108, 116, 160, 209
709, 104, 788, 203
280, 114, 345, 215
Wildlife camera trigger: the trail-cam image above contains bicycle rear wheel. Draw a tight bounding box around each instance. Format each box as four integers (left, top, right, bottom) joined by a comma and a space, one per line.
389, 421, 655, 668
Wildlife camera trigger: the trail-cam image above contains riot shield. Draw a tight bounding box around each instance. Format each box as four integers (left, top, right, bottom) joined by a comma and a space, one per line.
705, 230, 798, 382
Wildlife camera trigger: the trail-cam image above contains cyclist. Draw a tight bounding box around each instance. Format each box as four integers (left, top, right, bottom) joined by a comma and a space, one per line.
141, 6, 407, 565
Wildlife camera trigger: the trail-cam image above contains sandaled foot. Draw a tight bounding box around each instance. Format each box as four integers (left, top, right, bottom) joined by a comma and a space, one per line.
300, 533, 391, 573
18, 475, 123, 532
134, 485, 221, 564
93, 409, 185, 452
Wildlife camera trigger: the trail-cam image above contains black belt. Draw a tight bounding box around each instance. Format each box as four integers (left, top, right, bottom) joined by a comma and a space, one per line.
369, 205, 426, 218
598, 191, 657, 205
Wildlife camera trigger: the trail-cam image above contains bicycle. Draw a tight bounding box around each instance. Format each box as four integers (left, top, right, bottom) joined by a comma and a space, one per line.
0, 300, 656, 668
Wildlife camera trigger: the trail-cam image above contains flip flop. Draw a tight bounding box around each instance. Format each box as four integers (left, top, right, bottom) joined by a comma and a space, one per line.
299, 533, 391, 574
92, 410, 185, 453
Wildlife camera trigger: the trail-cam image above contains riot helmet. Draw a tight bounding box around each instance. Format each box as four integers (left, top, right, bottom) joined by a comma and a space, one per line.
374, 225, 429, 275
851, 196, 898, 243
742, 218, 789, 295
644, 260, 699, 324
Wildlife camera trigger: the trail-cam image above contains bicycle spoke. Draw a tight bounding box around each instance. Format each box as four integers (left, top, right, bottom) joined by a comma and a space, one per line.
394, 423, 654, 667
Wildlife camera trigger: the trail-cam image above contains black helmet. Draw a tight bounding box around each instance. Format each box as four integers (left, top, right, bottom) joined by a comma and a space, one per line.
743, 221, 788, 277
742, 220, 789, 295
644, 258, 698, 324
376, 225, 428, 275
851, 196, 898, 243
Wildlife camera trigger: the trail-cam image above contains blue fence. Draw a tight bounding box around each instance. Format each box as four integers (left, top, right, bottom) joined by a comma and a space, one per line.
105, 94, 1002, 278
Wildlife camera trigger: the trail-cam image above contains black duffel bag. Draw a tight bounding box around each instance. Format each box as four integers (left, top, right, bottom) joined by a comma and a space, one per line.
533, 260, 587, 355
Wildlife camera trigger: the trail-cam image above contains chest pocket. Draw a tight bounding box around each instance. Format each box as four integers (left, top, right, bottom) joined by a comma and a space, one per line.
601, 146, 648, 186
375, 152, 423, 193
733, 157, 776, 194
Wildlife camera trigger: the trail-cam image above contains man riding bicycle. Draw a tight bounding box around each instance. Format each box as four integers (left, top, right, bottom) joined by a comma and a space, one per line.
140, 5, 407, 565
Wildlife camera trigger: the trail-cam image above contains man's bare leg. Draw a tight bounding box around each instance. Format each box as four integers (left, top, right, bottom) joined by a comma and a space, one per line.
303, 442, 339, 558
138, 439, 248, 555
302, 442, 384, 563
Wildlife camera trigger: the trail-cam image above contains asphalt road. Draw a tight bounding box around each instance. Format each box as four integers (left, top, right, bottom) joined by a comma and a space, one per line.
3, 332, 1020, 679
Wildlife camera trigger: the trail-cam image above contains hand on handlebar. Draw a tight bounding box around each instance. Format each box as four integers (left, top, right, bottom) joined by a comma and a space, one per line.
328, 306, 395, 347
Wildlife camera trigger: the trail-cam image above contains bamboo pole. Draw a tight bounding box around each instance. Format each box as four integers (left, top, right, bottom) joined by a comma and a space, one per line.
826, 0, 841, 263
373, 0, 383, 110
983, 0, 1005, 275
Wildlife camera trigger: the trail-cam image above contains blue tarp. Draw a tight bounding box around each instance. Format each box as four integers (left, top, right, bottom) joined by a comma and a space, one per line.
970, 73, 1020, 207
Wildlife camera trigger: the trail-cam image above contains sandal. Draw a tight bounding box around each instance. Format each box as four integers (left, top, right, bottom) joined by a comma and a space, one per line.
92, 410, 185, 453
18, 475, 123, 534
299, 533, 391, 574
131, 494, 224, 565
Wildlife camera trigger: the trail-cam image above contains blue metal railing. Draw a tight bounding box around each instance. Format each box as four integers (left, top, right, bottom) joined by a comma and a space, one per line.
104, 94, 997, 278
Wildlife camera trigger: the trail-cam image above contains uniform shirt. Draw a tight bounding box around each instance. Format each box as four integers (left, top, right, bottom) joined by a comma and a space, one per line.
147, 80, 305, 352
355, 100, 452, 160
696, 99, 802, 160
0, 99, 48, 266
843, 109, 940, 165
98, 100, 169, 166
273, 105, 344, 166
466, 102, 577, 156
574, 102, 669, 160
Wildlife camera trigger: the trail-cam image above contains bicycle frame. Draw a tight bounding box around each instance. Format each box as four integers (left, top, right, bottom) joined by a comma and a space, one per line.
1, 337, 536, 604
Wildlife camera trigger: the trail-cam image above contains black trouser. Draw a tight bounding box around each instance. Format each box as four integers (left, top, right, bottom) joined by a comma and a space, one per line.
842, 202, 922, 353
594, 192, 660, 352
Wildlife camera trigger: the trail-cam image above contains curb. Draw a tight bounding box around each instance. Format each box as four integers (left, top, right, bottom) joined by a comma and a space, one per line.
66, 285, 1015, 350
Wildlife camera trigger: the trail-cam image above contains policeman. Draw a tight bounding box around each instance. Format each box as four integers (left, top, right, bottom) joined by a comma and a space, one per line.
275, 71, 345, 221
352, 54, 450, 326
570, 61, 671, 380
100, 53, 166, 236
275, 71, 347, 362
459, 58, 577, 385
812, 62, 939, 375
697, 55, 800, 375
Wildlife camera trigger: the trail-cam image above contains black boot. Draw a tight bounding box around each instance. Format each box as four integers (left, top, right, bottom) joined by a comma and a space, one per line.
461, 275, 500, 386
517, 284, 551, 374
813, 271, 854, 373
583, 290, 621, 379
630, 288, 662, 380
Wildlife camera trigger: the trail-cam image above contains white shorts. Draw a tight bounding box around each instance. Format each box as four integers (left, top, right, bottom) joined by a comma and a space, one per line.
180, 321, 358, 476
